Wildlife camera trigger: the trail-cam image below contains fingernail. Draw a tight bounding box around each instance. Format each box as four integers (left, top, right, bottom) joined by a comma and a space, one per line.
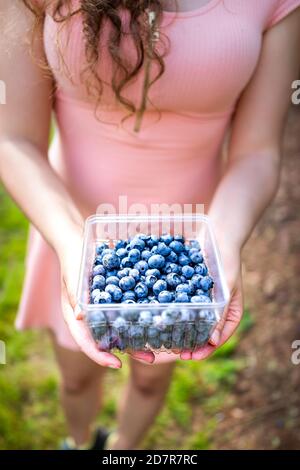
209, 330, 220, 346
107, 363, 121, 369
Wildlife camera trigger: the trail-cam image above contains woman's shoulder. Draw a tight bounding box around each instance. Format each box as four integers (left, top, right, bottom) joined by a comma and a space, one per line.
265, 0, 300, 29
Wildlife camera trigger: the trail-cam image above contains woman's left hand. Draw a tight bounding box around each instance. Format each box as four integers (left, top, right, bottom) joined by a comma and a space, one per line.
180, 242, 244, 361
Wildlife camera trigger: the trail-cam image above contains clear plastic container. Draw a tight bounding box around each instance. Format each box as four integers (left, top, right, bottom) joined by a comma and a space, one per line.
76, 214, 230, 353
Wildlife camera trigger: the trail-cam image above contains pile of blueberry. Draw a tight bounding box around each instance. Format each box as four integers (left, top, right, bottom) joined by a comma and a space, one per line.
87, 233, 216, 352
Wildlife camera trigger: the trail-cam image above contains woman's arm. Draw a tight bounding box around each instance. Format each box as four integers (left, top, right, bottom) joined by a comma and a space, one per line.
0, 0, 83, 259
183, 7, 300, 360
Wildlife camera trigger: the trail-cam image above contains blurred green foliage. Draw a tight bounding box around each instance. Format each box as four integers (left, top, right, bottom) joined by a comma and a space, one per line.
0, 186, 252, 449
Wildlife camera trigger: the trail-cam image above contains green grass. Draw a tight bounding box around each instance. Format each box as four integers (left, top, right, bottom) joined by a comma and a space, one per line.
0, 185, 252, 449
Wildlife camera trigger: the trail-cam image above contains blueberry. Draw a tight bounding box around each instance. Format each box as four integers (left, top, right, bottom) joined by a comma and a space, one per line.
200, 276, 214, 291
163, 262, 180, 274
176, 283, 191, 294
120, 307, 139, 321
157, 242, 171, 257
138, 310, 153, 326
115, 239, 126, 250
129, 237, 145, 251
105, 276, 119, 286
141, 250, 152, 261
175, 292, 190, 303
134, 282, 148, 299
94, 291, 112, 304
169, 240, 184, 254
119, 275, 136, 291
190, 251, 203, 264
128, 248, 141, 263
92, 275, 106, 290
113, 316, 129, 333
166, 272, 181, 289
116, 248, 127, 259
145, 268, 160, 278
190, 295, 212, 303
121, 291, 136, 301
183, 324, 197, 349
94, 255, 103, 265
150, 245, 159, 254
171, 326, 185, 349
102, 253, 120, 270
87, 310, 106, 324
145, 274, 157, 289
160, 331, 172, 349
134, 260, 148, 274
166, 251, 178, 263
117, 268, 131, 278
160, 234, 174, 245
158, 290, 173, 303
148, 254, 165, 269
190, 239, 200, 249
179, 308, 192, 322
187, 279, 196, 294
120, 257, 133, 268
137, 298, 149, 304
92, 265, 106, 276
121, 299, 136, 304
129, 324, 144, 338
161, 274, 167, 280
195, 288, 206, 296
174, 234, 185, 243
153, 279, 167, 296
194, 263, 208, 276
96, 242, 108, 255
178, 253, 190, 266
147, 326, 160, 338
129, 268, 140, 281
136, 233, 148, 241
149, 299, 160, 304
181, 275, 187, 283
162, 307, 180, 323
152, 315, 164, 330
191, 274, 203, 289
105, 284, 123, 301
181, 265, 194, 279
106, 269, 118, 277
146, 235, 160, 248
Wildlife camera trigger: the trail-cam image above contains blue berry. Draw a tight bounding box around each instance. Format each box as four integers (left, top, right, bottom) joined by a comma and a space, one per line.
92, 275, 106, 290
105, 284, 123, 301
113, 316, 128, 333
94, 291, 112, 304
161, 308, 179, 324
191, 295, 212, 303
148, 254, 165, 269
160, 234, 174, 245
128, 248, 141, 263
145, 268, 160, 278
141, 250, 152, 261
137, 299, 149, 304
96, 242, 108, 255
169, 240, 184, 254
134, 282, 148, 299
134, 260, 148, 274
94, 255, 103, 265
163, 262, 180, 274
102, 253, 120, 270
92, 265, 106, 276
190, 239, 200, 249
194, 263, 208, 276
121, 291, 136, 301
119, 276, 136, 291
129, 237, 145, 251
166, 272, 181, 289
115, 239, 126, 250
157, 242, 171, 257
105, 276, 119, 286
190, 251, 203, 264
117, 268, 131, 278
181, 265, 194, 279
174, 234, 184, 243
178, 253, 190, 266
166, 251, 178, 263
91, 289, 101, 302
146, 235, 160, 248
106, 269, 118, 277
120, 257, 133, 268
87, 310, 106, 323
121, 299, 136, 304
158, 290, 173, 303
145, 275, 157, 289
175, 292, 190, 303
129, 268, 140, 281
176, 283, 191, 294
138, 310, 153, 326
181, 276, 187, 283
153, 279, 167, 296
150, 245, 159, 254
149, 299, 159, 304
200, 276, 214, 291
191, 274, 203, 289
120, 307, 139, 321
116, 248, 127, 259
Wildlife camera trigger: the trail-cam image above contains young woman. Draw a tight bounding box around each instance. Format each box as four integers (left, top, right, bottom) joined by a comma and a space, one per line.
0, 0, 299, 450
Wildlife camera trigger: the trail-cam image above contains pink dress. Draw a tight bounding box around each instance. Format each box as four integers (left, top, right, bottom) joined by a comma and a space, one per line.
16, 0, 300, 358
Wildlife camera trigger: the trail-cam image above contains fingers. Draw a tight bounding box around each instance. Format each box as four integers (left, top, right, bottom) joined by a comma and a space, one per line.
61, 291, 122, 369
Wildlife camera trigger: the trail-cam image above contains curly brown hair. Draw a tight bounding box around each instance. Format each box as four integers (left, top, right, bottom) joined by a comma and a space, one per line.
22, 0, 175, 131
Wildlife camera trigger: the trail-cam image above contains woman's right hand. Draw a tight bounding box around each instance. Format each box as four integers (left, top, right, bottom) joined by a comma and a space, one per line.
58, 231, 155, 368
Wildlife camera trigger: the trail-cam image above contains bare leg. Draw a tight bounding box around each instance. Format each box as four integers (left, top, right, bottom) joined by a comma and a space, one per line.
51, 336, 107, 446
111, 358, 176, 450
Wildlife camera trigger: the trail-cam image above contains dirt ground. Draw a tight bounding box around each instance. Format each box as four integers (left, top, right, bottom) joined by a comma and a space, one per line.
212, 105, 300, 449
